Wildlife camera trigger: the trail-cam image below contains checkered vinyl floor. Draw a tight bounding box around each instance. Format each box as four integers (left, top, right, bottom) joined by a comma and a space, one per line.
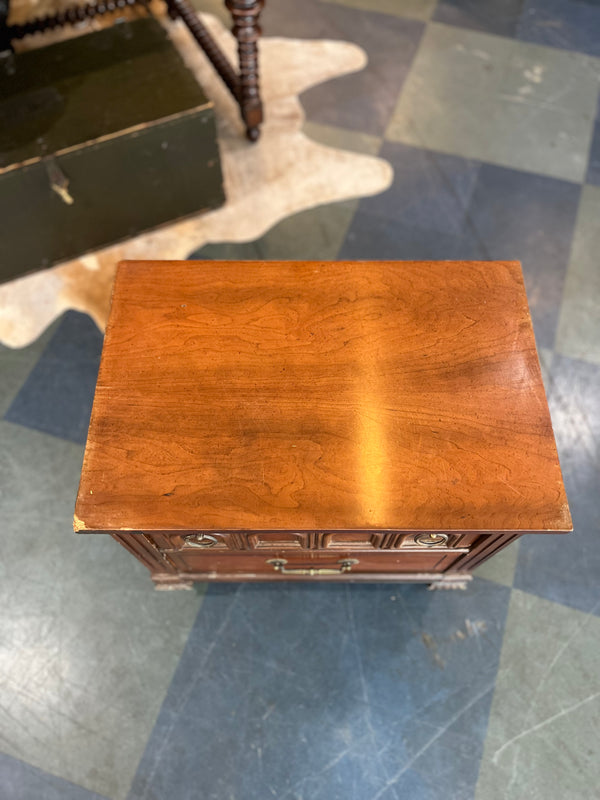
1, 1, 599, 797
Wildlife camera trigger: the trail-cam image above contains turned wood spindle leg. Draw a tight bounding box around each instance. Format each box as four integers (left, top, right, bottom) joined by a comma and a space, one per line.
226, 0, 264, 141
166, 0, 240, 98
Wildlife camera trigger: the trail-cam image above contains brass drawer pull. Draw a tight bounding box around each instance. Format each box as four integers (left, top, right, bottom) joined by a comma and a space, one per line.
183, 534, 218, 548
414, 533, 449, 548
267, 558, 358, 576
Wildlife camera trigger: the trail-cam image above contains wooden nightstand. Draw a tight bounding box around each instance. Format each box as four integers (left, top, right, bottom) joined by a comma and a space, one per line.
74, 260, 571, 589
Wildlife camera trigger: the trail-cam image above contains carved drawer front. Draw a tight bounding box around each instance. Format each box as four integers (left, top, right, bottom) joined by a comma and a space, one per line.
149, 532, 236, 573
321, 532, 381, 549
164, 548, 467, 579
150, 532, 239, 552
391, 532, 474, 551
246, 532, 310, 549
140, 532, 228, 573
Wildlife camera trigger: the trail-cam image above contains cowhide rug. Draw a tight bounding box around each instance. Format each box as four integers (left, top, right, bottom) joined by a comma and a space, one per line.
0, 11, 392, 348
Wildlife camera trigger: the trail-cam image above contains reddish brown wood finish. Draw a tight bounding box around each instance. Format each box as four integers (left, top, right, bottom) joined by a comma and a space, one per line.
75, 260, 570, 585
162, 549, 465, 575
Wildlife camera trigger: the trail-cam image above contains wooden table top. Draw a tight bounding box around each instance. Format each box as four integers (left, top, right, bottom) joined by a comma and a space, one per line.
75, 260, 571, 534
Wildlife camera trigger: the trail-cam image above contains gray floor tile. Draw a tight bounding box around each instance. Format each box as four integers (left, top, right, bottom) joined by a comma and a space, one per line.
130, 580, 511, 800
476, 590, 600, 800
556, 184, 600, 365
0, 752, 108, 800
0, 422, 205, 800
386, 23, 600, 183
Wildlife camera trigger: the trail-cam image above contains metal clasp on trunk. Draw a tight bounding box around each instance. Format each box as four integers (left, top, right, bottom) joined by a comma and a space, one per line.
45, 157, 74, 205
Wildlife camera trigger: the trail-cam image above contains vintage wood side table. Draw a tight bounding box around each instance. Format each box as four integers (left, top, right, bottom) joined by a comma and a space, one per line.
74, 260, 571, 589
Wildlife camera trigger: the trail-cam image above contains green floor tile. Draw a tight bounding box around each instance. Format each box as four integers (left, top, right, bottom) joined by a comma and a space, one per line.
556, 185, 600, 366
386, 23, 600, 183
0, 318, 60, 417
303, 121, 382, 155
538, 347, 555, 394
476, 589, 600, 800
196, 199, 360, 262
257, 201, 360, 259
474, 539, 520, 587
319, 0, 436, 21
0, 422, 204, 800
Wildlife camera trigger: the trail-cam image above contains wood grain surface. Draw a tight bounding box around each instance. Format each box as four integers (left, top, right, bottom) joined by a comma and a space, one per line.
75, 260, 571, 534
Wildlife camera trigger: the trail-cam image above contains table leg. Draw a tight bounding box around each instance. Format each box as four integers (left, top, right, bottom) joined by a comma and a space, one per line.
226, 0, 263, 141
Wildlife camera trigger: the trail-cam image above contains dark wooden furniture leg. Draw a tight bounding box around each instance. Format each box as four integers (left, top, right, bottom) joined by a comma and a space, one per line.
0, 0, 11, 52
166, 0, 239, 98
225, 0, 263, 141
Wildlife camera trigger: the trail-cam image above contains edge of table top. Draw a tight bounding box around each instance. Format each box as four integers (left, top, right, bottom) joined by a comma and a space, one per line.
74, 260, 572, 535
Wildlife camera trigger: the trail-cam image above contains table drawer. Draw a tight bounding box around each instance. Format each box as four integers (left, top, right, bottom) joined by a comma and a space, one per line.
164, 548, 466, 579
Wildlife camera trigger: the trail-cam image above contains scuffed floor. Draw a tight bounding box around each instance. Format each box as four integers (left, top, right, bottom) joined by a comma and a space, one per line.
1, 0, 599, 797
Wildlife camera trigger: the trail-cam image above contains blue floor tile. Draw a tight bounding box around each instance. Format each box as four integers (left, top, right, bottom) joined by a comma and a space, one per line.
464, 164, 581, 350
264, 0, 425, 135
517, 0, 600, 57
354, 142, 481, 237
129, 580, 511, 800
338, 144, 485, 261
339, 212, 483, 260
0, 752, 108, 800
433, 0, 526, 36
514, 354, 600, 615
4, 311, 103, 444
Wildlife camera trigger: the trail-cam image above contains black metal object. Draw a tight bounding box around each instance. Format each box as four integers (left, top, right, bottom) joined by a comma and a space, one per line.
1, 0, 263, 139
